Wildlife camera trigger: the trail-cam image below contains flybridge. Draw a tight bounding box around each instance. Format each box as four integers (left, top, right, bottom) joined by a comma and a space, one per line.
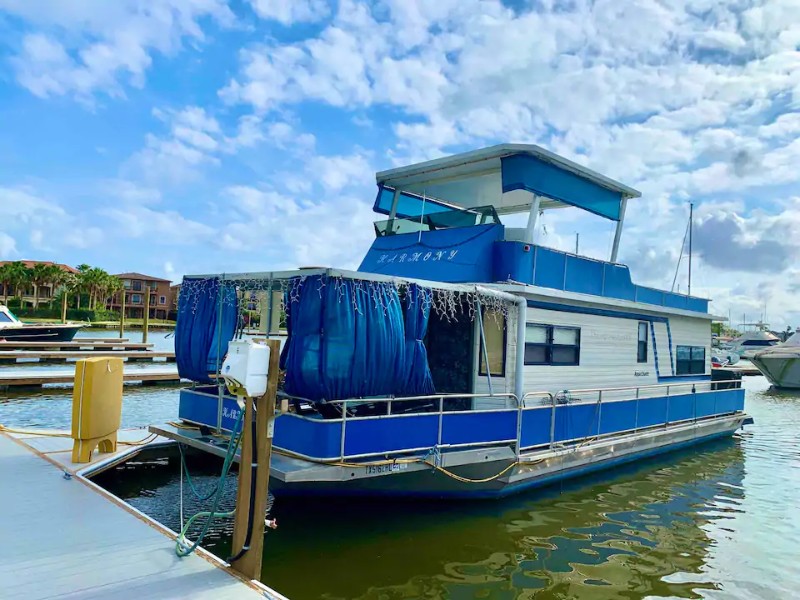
359, 144, 708, 314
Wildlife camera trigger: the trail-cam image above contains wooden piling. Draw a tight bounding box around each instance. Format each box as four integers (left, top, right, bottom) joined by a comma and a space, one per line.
230, 339, 280, 581
61, 293, 68, 324
143, 288, 150, 344
119, 291, 125, 339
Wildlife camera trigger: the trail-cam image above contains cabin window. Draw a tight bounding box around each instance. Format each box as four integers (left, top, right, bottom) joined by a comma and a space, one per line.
676, 345, 705, 375
0, 312, 13, 323
637, 322, 648, 363
524, 324, 580, 366
479, 310, 506, 377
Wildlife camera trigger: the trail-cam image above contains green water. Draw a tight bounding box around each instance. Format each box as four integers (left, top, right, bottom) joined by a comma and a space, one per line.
6, 375, 800, 599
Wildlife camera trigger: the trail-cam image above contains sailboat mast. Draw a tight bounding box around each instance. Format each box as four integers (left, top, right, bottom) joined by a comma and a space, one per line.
688, 202, 693, 296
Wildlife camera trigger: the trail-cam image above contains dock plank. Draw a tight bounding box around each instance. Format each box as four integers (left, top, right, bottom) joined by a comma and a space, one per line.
0, 341, 152, 350
0, 433, 281, 600
0, 350, 174, 361
0, 368, 181, 388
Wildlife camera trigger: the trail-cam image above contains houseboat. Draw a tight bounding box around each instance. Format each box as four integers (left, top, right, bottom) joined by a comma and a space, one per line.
152, 144, 750, 499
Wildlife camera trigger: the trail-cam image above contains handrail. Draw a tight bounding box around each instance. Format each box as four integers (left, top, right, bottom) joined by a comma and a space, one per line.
325, 392, 521, 408
277, 382, 743, 462
559, 379, 742, 396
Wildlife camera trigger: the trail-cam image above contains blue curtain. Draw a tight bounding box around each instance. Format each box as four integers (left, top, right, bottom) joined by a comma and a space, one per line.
282, 275, 417, 402
175, 277, 239, 383
401, 284, 435, 396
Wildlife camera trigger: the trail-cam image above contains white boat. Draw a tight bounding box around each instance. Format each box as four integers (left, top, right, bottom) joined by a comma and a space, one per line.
724, 330, 779, 359
751, 331, 800, 388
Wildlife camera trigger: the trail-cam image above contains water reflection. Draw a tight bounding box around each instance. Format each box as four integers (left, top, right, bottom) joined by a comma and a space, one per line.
263, 440, 746, 600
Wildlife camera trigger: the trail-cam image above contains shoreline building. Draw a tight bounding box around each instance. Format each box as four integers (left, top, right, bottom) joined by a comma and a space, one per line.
107, 272, 176, 320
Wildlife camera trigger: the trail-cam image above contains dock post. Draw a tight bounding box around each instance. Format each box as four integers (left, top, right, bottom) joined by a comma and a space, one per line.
61, 292, 68, 324
230, 339, 281, 581
143, 286, 150, 344
119, 292, 125, 339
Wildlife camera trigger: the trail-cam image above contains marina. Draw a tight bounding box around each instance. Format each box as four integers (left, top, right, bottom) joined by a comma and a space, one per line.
5, 1, 800, 597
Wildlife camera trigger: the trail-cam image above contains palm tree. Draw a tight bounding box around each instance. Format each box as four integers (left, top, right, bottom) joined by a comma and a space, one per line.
0, 263, 14, 304
105, 275, 123, 315
4, 262, 31, 304
29, 263, 54, 309
75, 264, 91, 309
52, 270, 76, 323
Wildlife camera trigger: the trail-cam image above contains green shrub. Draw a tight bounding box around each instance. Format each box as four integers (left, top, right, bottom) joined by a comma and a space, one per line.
13, 306, 118, 322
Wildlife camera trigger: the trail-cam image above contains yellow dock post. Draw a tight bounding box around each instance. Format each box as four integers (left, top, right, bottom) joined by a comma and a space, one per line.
143, 286, 150, 344
70, 357, 124, 463
230, 339, 281, 581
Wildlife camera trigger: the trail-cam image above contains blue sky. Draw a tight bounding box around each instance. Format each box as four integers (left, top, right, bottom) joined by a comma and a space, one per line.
1, 0, 799, 327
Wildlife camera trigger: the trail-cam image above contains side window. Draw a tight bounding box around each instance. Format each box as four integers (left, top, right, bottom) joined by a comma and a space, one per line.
637, 322, 648, 363
524, 324, 580, 366
676, 345, 706, 375
479, 310, 506, 377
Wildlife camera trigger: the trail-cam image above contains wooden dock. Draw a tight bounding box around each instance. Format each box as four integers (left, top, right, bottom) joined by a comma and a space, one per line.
0, 350, 175, 363
0, 429, 286, 599
0, 368, 182, 389
0, 341, 154, 351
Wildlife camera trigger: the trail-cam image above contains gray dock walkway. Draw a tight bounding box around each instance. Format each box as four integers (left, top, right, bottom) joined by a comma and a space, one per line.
0, 431, 285, 599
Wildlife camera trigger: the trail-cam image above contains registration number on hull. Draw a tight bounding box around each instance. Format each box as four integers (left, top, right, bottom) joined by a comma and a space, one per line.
365, 463, 408, 476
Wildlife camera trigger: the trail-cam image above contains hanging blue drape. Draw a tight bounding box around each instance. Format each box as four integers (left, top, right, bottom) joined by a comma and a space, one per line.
282, 275, 417, 402
401, 284, 435, 396
175, 277, 239, 383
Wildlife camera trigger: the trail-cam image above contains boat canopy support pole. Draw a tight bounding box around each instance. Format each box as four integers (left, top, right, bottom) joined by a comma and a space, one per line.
515, 296, 525, 404
609, 197, 628, 263
387, 187, 401, 232
524, 193, 541, 244
476, 299, 493, 396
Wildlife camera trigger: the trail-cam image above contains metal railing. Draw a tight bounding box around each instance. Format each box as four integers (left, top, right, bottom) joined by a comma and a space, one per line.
327, 393, 519, 461
275, 380, 743, 462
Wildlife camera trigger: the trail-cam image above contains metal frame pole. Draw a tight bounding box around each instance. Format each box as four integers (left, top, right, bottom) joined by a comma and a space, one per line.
609, 197, 628, 263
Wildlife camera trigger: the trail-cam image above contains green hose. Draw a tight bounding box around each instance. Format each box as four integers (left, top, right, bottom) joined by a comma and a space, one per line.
175, 406, 245, 557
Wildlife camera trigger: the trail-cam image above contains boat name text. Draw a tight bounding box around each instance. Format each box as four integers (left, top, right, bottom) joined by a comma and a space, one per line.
377, 250, 459, 264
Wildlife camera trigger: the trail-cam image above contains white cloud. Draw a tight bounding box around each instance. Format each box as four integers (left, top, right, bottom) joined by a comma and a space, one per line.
103, 204, 215, 244
308, 152, 372, 192
128, 106, 274, 182
0, 233, 17, 259
247, 0, 329, 25
4, 0, 234, 100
